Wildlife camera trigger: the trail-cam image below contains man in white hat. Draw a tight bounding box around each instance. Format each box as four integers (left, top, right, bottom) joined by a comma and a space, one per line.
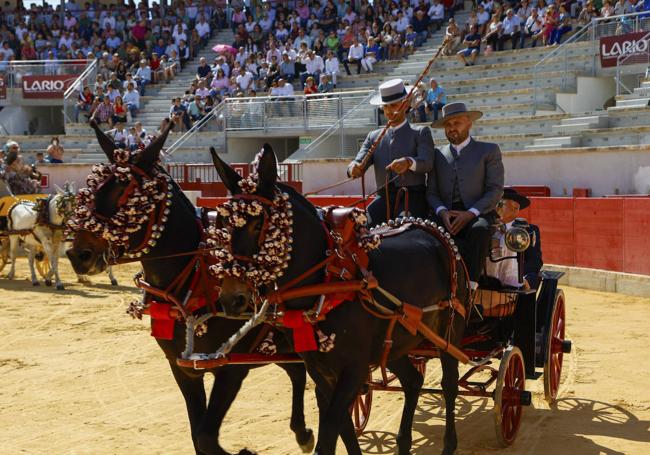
348, 79, 434, 226
427, 102, 504, 290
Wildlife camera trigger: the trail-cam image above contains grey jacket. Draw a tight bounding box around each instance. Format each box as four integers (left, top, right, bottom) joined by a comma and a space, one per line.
349, 122, 434, 189
426, 138, 504, 215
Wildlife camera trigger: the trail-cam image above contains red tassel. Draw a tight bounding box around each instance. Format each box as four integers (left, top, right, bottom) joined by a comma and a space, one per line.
282, 310, 317, 352
149, 301, 175, 340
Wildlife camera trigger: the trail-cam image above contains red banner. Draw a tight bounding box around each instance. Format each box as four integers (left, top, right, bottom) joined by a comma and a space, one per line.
0, 74, 6, 99
22, 74, 78, 99
600, 31, 650, 68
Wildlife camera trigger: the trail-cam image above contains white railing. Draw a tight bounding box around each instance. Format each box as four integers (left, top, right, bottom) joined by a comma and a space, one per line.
532, 11, 650, 113
615, 30, 650, 95
300, 91, 376, 158
164, 100, 227, 158
62, 59, 98, 125
222, 89, 374, 132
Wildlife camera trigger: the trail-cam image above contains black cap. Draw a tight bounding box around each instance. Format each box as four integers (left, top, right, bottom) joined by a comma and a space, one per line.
502, 187, 530, 209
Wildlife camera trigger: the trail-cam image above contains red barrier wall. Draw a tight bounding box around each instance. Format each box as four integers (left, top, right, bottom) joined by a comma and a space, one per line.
196, 195, 650, 275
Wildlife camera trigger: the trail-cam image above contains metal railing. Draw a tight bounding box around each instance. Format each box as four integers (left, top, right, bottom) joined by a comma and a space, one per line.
532, 11, 650, 113
164, 100, 227, 158
615, 31, 650, 95
222, 89, 374, 132
300, 91, 376, 158
62, 59, 98, 125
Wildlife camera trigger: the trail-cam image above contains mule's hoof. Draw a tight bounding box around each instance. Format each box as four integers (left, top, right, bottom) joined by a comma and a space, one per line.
32, 281, 40, 287
111, 279, 118, 286
297, 429, 315, 453
441, 446, 456, 455
237, 450, 256, 455
56, 284, 65, 291
45, 279, 52, 287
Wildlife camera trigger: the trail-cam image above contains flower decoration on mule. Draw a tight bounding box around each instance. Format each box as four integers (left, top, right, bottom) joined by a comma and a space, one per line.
207, 186, 294, 287
66, 149, 172, 259
349, 208, 381, 252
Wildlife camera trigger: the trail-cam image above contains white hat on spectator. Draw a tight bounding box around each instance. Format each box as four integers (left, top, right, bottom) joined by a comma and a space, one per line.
370, 79, 410, 106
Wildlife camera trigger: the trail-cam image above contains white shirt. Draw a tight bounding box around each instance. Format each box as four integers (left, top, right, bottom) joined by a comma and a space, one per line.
477, 10, 490, 25
525, 15, 542, 33
348, 43, 364, 60
195, 21, 210, 38
502, 16, 521, 35
435, 136, 481, 217
123, 89, 140, 108
428, 4, 445, 20
277, 83, 294, 97
305, 55, 324, 73
325, 57, 340, 74
236, 71, 253, 90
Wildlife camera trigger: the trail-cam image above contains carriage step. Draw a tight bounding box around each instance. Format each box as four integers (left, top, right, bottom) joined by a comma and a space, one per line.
520, 391, 532, 406
562, 340, 572, 354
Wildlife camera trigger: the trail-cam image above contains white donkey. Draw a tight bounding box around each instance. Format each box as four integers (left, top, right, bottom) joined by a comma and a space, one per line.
6, 183, 77, 290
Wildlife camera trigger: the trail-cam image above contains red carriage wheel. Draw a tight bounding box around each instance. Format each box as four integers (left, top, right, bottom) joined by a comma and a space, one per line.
494, 346, 526, 447
409, 355, 427, 377
544, 290, 568, 405
350, 372, 373, 436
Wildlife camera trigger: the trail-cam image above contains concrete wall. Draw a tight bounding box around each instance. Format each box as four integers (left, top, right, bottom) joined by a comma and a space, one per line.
556, 76, 617, 114
226, 137, 299, 162
0, 106, 64, 136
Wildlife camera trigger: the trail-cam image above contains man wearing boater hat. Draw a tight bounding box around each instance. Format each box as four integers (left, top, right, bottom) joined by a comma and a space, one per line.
427, 102, 504, 291
348, 79, 434, 226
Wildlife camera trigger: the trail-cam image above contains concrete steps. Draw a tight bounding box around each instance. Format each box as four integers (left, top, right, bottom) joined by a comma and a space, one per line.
551, 115, 609, 134
525, 135, 582, 150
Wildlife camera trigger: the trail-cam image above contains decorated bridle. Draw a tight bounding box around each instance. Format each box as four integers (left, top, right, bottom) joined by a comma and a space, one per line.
66, 148, 173, 263
206, 158, 295, 287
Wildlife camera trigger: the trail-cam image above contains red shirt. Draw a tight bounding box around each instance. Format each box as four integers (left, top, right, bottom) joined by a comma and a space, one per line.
132, 24, 147, 41
304, 85, 318, 95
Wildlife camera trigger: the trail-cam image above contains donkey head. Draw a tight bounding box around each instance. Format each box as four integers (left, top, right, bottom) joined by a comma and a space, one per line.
66, 119, 174, 275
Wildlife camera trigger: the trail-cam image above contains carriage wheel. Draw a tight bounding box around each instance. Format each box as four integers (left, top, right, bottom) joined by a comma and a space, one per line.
494, 346, 526, 447
35, 250, 51, 281
544, 290, 568, 405
350, 372, 373, 436
0, 237, 9, 273
409, 355, 427, 377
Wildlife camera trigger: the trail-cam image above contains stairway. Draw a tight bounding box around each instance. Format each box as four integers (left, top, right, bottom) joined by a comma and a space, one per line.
69, 29, 234, 163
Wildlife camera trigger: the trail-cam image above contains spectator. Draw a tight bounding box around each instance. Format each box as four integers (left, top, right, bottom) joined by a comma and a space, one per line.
404, 26, 417, 56
187, 96, 203, 123
91, 97, 114, 127
74, 86, 94, 122
112, 96, 128, 124
134, 59, 151, 95
458, 24, 482, 66
236, 68, 255, 94
521, 8, 543, 48
46, 137, 64, 164
196, 79, 211, 99
318, 74, 335, 93
34, 152, 47, 165
344, 36, 364, 75
411, 9, 430, 47
425, 79, 447, 122
196, 15, 211, 47
123, 82, 140, 119
105, 85, 120, 103
111, 122, 128, 149
361, 38, 378, 73
169, 97, 191, 131
477, 5, 491, 35
499, 9, 522, 51
550, 5, 572, 45
210, 68, 231, 97
429, 0, 446, 32
301, 50, 325, 85
442, 18, 462, 56
280, 52, 296, 82
483, 14, 502, 53
324, 50, 340, 87
304, 76, 318, 94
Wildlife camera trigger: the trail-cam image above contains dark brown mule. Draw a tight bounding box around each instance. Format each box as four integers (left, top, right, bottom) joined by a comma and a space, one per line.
211, 145, 470, 455
66, 120, 316, 455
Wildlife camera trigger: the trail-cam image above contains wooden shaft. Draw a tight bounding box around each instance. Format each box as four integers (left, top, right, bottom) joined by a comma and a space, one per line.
416, 320, 470, 364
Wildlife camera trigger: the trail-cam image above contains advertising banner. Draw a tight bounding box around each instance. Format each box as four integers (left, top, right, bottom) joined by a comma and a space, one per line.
22, 74, 77, 98
600, 31, 650, 68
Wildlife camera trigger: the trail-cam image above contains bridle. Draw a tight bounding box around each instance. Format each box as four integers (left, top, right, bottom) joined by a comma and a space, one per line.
67, 150, 173, 264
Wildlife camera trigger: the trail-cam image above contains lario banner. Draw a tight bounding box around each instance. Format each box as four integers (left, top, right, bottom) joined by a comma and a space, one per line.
22, 74, 77, 99
600, 31, 650, 68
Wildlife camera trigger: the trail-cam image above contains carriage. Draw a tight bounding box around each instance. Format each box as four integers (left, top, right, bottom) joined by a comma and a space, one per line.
175, 209, 572, 448
0, 180, 52, 278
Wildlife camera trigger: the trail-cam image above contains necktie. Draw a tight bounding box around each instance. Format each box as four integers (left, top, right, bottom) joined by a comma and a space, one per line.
450, 145, 459, 161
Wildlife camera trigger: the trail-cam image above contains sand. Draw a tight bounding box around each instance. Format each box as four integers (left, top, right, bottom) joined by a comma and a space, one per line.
0, 261, 648, 455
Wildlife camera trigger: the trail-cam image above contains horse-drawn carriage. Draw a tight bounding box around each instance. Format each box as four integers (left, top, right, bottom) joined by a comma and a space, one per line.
0, 179, 52, 278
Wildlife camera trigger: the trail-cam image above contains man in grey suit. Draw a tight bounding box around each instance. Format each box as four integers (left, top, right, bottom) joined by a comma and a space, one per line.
348, 79, 434, 226
427, 102, 504, 288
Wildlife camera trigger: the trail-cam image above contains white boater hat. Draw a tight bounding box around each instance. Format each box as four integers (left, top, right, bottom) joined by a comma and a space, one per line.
370, 78, 410, 106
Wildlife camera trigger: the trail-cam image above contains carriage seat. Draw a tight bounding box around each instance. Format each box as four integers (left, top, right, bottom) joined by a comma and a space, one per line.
323, 206, 359, 246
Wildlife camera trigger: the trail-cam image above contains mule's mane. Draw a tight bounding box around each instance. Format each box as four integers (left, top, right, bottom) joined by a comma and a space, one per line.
276, 182, 320, 221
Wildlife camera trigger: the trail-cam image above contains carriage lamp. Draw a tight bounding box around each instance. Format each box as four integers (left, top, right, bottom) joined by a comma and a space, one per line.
505, 218, 531, 253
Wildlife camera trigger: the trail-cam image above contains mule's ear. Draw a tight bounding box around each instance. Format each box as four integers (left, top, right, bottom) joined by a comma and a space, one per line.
89, 117, 116, 163
135, 118, 174, 171
53, 183, 64, 195
256, 143, 277, 195
210, 147, 242, 195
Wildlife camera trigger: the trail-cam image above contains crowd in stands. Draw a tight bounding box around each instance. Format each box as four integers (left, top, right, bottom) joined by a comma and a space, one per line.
444, 0, 650, 66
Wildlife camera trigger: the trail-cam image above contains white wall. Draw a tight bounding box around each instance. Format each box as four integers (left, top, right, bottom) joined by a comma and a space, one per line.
0, 106, 63, 136
556, 76, 617, 114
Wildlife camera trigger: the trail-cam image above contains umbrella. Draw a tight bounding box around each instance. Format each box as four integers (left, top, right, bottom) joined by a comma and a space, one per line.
212, 44, 237, 55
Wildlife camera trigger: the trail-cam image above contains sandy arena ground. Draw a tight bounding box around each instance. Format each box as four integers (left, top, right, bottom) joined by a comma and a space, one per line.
0, 261, 649, 455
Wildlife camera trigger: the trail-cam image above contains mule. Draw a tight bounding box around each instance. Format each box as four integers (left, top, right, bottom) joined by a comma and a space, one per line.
65, 120, 318, 455
210, 145, 470, 455
6, 183, 76, 290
